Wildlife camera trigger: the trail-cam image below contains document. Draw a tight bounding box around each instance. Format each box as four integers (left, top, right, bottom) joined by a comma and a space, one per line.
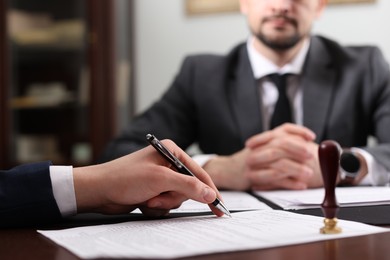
38, 210, 389, 259
256, 186, 390, 210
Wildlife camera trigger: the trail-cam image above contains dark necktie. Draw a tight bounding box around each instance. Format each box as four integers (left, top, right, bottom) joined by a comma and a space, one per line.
269, 73, 292, 129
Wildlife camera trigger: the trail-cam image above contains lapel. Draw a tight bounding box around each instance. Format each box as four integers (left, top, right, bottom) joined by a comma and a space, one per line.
302, 36, 336, 142
227, 45, 263, 143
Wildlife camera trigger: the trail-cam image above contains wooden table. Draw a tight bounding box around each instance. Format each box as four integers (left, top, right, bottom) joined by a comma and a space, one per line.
1, 215, 389, 260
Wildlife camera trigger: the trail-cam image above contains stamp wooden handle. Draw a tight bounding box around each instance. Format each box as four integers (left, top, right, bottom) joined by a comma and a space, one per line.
319, 140, 341, 219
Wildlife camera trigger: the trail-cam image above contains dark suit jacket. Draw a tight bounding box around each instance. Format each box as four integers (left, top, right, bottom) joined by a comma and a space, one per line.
0, 161, 62, 227
101, 35, 390, 171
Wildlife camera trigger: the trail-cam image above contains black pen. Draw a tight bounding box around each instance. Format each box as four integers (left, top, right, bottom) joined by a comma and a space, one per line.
146, 134, 232, 217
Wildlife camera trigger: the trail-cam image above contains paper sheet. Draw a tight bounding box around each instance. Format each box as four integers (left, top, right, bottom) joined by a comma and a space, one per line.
256, 186, 390, 210
38, 210, 389, 259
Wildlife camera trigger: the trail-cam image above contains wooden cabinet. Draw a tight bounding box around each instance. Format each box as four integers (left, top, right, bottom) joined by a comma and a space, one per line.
0, 0, 133, 168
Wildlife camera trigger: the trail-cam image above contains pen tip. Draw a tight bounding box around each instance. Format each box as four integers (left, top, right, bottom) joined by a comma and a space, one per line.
222, 208, 232, 218
212, 199, 232, 218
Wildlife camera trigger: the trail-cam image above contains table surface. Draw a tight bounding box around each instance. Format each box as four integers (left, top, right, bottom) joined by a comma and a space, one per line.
1, 214, 390, 260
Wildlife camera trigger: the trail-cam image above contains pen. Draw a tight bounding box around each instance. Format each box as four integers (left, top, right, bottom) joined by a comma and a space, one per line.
146, 134, 232, 217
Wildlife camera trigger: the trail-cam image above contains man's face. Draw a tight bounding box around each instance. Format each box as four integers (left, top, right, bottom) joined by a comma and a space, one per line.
240, 0, 325, 50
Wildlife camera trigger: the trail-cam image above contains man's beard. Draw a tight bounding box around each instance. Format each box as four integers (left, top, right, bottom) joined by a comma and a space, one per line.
253, 16, 303, 51
255, 31, 302, 51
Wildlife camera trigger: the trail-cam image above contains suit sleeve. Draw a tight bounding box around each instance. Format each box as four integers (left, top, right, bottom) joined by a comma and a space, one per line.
0, 161, 62, 227
362, 47, 390, 171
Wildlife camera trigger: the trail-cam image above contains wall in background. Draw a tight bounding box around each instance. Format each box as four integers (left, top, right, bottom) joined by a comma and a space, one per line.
133, 0, 390, 113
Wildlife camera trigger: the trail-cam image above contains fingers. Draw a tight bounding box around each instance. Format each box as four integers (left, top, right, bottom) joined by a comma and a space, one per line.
140, 191, 183, 217
246, 137, 313, 167
142, 140, 225, 217
160, 140, 226, 215
251, 177, 308, 190
247, 163, 313, 190
142, 192, 224, 218
245, 125, 316, 176
149, 165, 219, 205
139, 206, 171, 217
145, 191, 186, 210
243, 127, 320, 191
162, 140, 220, 190
246, 153, 314, 190
246, 123, 316, 149
277, 123, 316, 141
246, 160, 313, 190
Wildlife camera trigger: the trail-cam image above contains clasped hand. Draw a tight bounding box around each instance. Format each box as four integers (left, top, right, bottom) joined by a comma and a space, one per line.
205, 123, 323, 190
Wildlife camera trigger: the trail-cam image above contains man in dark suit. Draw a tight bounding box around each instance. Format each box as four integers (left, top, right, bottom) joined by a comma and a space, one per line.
1, 141, 224, 227
101, 0, 390, 190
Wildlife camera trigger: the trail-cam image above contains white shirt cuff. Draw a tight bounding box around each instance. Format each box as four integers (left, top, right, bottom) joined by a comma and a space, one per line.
49, 165, 77, 216
352, 148, 389, 186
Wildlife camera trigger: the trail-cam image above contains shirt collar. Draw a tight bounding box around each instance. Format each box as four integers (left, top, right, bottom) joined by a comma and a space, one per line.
247, 36, 310, 79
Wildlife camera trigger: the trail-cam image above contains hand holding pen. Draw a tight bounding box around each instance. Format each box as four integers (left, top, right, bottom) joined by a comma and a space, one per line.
147, 134, 232, 217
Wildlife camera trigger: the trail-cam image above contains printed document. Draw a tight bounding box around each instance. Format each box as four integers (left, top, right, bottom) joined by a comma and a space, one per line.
256, 186, 390, 210
38, 210, 389, 259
